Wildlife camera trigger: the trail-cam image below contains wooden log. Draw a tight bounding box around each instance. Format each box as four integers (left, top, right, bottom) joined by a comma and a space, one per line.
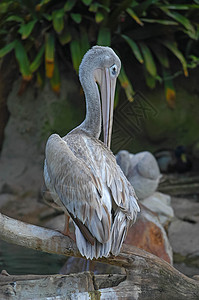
0, 212, 199, 299
158, 173, 199, 196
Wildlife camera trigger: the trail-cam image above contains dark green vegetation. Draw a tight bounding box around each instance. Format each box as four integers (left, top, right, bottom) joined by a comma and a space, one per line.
0, 0, 199, 106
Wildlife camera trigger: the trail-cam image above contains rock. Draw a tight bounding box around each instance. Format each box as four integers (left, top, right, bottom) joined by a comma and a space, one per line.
124, 204, 173, 264
141, 192, 174, 226
171, 197, 199, 223
0, 74, 83, 224
168, 219, 199, 257
116, 150, 161, 199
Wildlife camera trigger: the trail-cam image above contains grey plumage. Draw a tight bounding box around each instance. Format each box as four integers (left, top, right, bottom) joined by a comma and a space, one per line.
44, 46, 140, 259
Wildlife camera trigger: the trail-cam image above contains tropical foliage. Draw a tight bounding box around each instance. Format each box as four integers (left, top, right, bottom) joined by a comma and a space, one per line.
0, 0, 199, 106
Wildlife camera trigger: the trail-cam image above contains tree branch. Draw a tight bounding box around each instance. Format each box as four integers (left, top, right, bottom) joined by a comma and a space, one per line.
0, 212, 199, 299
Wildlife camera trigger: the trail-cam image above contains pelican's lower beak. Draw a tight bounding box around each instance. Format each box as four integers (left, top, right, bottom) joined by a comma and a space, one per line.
100, 68, 116, 148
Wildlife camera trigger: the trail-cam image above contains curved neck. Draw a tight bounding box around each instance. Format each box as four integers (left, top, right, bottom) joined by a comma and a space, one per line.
78, 71, 101, 139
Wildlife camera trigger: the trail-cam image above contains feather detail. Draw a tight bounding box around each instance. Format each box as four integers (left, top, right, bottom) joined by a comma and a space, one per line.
44, 131, 139, 259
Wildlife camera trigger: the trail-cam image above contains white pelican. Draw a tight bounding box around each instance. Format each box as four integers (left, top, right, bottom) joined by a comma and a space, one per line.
44, 46, 140, 259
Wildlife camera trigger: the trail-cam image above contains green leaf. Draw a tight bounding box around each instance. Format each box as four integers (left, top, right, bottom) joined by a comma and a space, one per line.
14, 40, 32, 81
6, 15, 24, 23
64, 0, 76, 12
160, 8, 196, 39
160, 40, 188, 77
139, 42, 157, 77
97, 27, 111, 46
0, 2, 11, 14
71, 13, 82, 24
52, 9, 64, 33
159, 4, 199, 10
118, 66, 134, 102
133, 0, 157, 14
43, 13, 53, 21
36, 71, 44, 88
121, 34, 143, 64
95, 11, 104, 23
50, 60, 60, 93
144, 69, 156, 89
80, 31, 90, 57
89, 3, 98, 12
0, 40, 16, 58
39, 0, 52, 5
162, 67, 176, 108
30, 45, 45, 73
81, 0, 92, 5
58, 29, 71, 45
18, 20, 37, 39
45, 33, 55, 78
89, 3, 110, 13
70, 39, 81, 73
141, 18, 178, 25
126, 8, 143, 26
150, 44, 169, 68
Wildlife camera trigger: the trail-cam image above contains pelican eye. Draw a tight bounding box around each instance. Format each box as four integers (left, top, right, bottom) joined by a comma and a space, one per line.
110, 64, 117, 77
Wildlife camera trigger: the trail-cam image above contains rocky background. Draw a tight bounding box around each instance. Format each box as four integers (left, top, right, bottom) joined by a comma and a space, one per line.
0, 64, 199, 276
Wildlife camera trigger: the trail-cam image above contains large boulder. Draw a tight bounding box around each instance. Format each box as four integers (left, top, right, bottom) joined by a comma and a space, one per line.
125, 204, 173, 265
141, 192, 174, 226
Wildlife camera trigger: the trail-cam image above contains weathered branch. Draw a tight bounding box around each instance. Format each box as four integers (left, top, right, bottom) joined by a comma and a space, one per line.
158, 173, 199, 196
0, 212, 199, 299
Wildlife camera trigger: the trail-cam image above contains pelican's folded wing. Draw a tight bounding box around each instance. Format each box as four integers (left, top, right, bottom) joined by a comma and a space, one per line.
45, 134, 111, 244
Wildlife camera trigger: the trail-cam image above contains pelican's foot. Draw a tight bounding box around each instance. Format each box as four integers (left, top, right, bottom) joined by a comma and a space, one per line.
58, 229, 76, 242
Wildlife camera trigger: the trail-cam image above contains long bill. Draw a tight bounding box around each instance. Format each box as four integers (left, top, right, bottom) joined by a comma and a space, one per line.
100, 68, 117, 149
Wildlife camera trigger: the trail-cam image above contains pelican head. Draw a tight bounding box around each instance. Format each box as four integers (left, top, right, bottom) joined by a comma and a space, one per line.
79, 46, 121, 148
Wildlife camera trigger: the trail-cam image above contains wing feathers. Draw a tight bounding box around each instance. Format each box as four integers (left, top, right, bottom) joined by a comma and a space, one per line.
44, 133, 140, 259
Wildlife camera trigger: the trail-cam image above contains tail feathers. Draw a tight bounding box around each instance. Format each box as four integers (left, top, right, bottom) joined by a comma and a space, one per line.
75, 226, 111, 260
111, 210, 129, 256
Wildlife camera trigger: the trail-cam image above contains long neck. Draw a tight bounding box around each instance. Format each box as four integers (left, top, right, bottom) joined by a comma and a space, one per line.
78, 71, 101, 139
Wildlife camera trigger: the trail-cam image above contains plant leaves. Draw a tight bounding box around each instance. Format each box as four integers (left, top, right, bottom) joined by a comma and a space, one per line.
36, 71, 44, 88
97, 27, 111, 46
160, 8, 196, 39
141, 18, 178, 25
58, 29, 71, 45
43, 13, 52, 21
71, 13, 82, 24
14, 40, 32, 81
150, 44, 169, 68
139, 42, 157, 77
159, 4, 199, 10
81, 0, 92, 5
95, 11, 104, 23
64, 0, 76, 12
50, 60, 60, 93
122, 34, 143, 63
160, 40, 188, 77
70, 39, 81, 73
80, 31, 90, 57
18, 20, 37, 39
89, 3, 98, 12
52, 9, 64, 33
126, 8, 143, 26
6, 15, 24, 23
30, 45, 45, 73
144, 69, 156, 89
0, 40, 16, 58
45, 33, 55, 78
118, 66, 134, 102
162, 68, 176, 109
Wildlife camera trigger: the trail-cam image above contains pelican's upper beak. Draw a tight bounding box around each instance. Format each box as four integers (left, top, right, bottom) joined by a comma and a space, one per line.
95, 68, 117, 148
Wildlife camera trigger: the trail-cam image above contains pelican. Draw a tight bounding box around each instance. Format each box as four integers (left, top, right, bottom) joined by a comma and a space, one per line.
44, 46, 140, 260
